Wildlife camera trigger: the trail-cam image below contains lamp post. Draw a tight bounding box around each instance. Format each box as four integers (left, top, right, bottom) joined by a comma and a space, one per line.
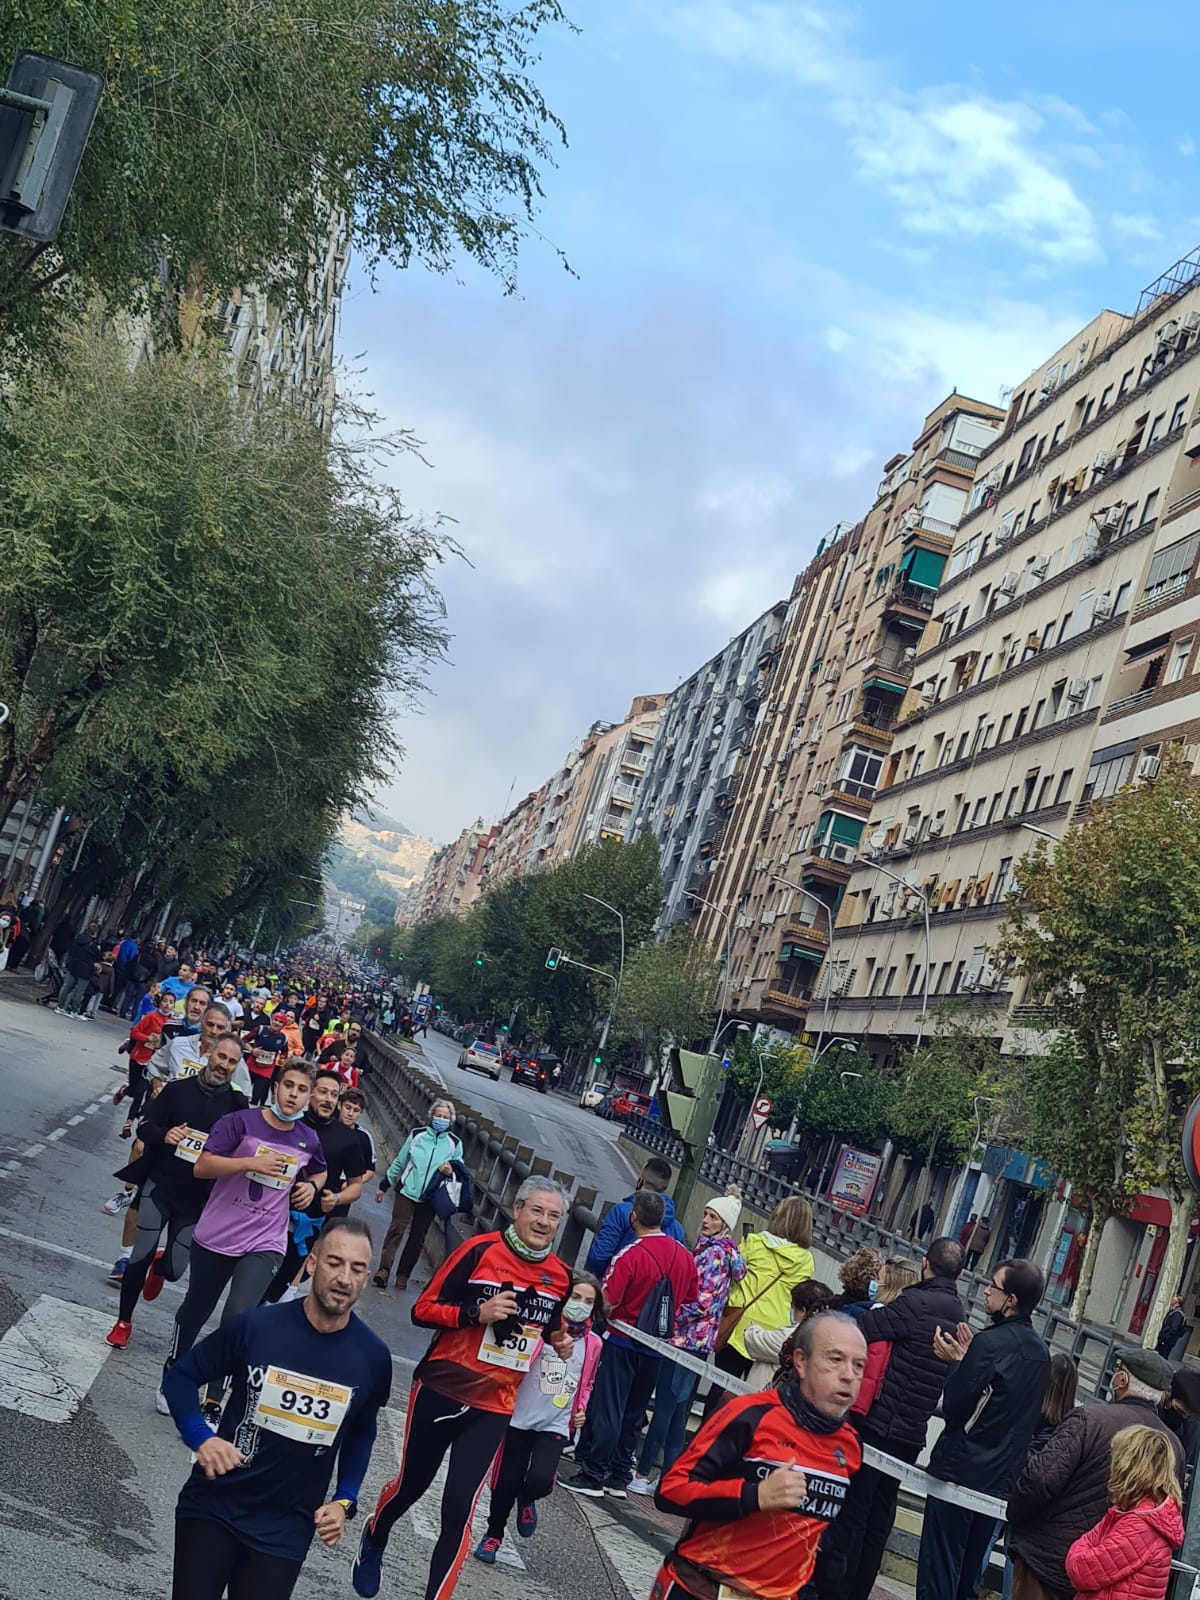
737, 1046, 773, 1161
858, 859, 932, 1051
686, 892, 735, 1054
581, 892, 625, 1031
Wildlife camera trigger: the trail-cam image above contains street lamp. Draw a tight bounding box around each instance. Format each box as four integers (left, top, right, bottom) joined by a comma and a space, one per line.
582, 891, 625, 1041
1017, 822, 1058, 842
858, 859, 932, 1051
686, 892, 736, 1054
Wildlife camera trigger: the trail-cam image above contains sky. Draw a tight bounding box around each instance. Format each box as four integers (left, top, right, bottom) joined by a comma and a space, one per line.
342, 0, 1200, 844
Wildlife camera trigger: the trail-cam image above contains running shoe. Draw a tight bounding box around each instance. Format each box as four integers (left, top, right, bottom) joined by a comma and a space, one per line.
516, 1500, 538, 1537
352, 1528, 385, 1597
112, 1084, 127, 1105
628, 1476, 658, 1495
142, 1250, 166, 1302
108, 1256, 128, 1283
603, 1482, 628, 1500
474, 1535, 502, 1564
103, 1191, 132, 1216
155, 1388, 171, 1416
105, 1319, 132, 1349
558, 1475, 604, 1498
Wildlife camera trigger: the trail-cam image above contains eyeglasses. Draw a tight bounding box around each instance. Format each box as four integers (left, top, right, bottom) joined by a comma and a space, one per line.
985, 1279, 1012, 1297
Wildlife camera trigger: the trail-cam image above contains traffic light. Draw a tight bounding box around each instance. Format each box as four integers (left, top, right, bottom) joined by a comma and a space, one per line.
434, 1002, 442, 1012
475, 951, 484, 967
501, 1022, 509, 1033
593, 1053, 603, 1068
546, 947, 562, 970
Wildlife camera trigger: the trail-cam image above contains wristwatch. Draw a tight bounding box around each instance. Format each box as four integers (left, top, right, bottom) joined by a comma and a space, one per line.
334, 1497, 357, 1520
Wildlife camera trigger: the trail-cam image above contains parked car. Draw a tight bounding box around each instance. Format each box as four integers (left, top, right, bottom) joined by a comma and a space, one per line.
598, 1088, 652, 1122
511, 1052, 562, 1093
458, 1038, 503, 1080
579, 1079, 609, 1109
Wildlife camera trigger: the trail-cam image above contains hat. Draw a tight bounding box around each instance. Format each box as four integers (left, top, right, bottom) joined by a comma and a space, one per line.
1116, 1345, 1173, 1388
705, 1187, 743, 1233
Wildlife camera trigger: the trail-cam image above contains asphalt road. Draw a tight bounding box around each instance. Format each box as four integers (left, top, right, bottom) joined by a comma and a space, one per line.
0, 986, 670, 1600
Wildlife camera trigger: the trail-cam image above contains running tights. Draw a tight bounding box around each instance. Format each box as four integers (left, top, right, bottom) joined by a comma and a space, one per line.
172, 1518, 302, 1600
170, 1243, 282, 1400
118, 1184, 197, 1322
367, 1381, 508, 1600
486, 1425, 564, 1539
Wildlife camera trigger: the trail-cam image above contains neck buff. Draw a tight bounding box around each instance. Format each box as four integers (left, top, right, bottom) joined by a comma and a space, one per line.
777, 1373, 848, 1435
504, 1223, 551, 1262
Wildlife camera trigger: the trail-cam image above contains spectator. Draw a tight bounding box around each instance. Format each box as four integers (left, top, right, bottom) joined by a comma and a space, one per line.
1159, 1368, 1200, 1504
704, 1194, 815, 1409
848, 1255, 922, 1421
744, 1279, 836, 1389
1008, 1346, 1182, 1600
562, 1190, 698, 1499
1154, 1295, 1190, 1361
629, 1187, 746, 1494
831, 1247, 883, 1317
1065, 1426, 1183, 1600
959, 1213, 979, 1248
815, 1237, 967, 1600
372, 1100, 463, 1291
585, 1157, 686, 1276
965, 1214, 992, 1272
919, 1258, 1050, 1600
55, 920, 101, 1016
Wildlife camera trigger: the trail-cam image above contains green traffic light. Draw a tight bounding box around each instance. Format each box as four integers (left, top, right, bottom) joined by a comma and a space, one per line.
593, 1054, 602, 1067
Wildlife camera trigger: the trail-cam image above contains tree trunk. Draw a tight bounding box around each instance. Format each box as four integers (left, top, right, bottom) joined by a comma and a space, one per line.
1070, 1201, 1109, 1322
1143, 1192, 1193, 1349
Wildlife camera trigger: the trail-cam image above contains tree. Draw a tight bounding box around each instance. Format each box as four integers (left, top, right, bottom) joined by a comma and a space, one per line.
997, 757, 1200, 1345
0, 0, 570, 360
614, 926, 719, 1058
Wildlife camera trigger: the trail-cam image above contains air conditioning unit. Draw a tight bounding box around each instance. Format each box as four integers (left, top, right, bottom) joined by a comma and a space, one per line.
1040, 373, 1058, 398
926, 820, 943, 838
964, 950, 1000, 991
1158, 320, 1181, 348
1066, 678, 1087, 702
1098, 505, 1123, 531
760, 910, 777, 926
1137, 754, 1161, 779
735, 914, 752, 931
1093, 450, 1110, 470
998, 571, 1019, 596
880, 886, 898, 917
900, 508, 920, 532
1030, 555, 1050, 579
901, 824, 920, 845
1092, 592, 1115, 620
1082, 529, 1102, 561
902, 646, 917, 666
1183, 311, 1200, 335
994, 524, 1013, 548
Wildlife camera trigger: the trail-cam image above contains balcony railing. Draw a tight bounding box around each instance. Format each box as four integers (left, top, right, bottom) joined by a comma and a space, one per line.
809, 839, 857, 869
784, 918, 829, 947
912, 513, 959, 541
852, 707, 899, 736
764, 986, 808, 1012
885, 579, 936, 614
1132, 573, 1189, 617
1104, 688, 1154, 718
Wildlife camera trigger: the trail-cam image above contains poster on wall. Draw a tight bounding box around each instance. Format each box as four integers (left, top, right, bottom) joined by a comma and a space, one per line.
827, 1146, 883, 1218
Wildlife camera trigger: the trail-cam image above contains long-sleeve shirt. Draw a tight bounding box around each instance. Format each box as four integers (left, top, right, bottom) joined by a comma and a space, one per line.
163, 1300, 391, 1560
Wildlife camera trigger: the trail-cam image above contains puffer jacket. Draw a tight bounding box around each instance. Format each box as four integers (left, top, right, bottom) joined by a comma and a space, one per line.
1065, 1498, 1183, 1600
1009, 1398, 1185, 1594
928, 1312, 1049, 1495
723, 1231, 814, 1359
858, 1273, 965, 1451
673, 1233, 746, 1355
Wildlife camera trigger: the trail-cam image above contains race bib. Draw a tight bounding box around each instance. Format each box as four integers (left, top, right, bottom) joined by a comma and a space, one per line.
175, 1128, 208, 1164
718, 1586, 760, 1600
478, 1321, 540, 1372
253, 1365, 351, 1445
176, 1055, 204, 1080
253, 1145, 300, 1190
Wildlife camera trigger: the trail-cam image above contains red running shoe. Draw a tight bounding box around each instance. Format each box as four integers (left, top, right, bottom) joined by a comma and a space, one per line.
142, 1251, 166, 1302
106, 1319, 132, 1349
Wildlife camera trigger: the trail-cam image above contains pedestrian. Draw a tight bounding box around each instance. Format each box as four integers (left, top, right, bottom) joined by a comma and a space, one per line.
55, 919, 101, 1015
162, 1217, 391, 1600
848, 1254, 922, 1419
1154, 1295, 1190, 1360
562, 1189, 700, 1499
1158, 1368, 1200, 1509
653, 1311, 868, 1600
1065, 1426, 1184, 1600
372, 1098, 462, 1291
352, 1177, 574, 1600
1008, 1346, 1182, 1600
703, 1194, 815, 1411
965, 1214, 992, 1272
630, 1187, 747, 1494
815, 1236, 967, 1600
912, 1200, 936, 1240
918, 1258, 1050, 1600
830, 1247, 883, 1317
959, 1212, 978, 1248
743, 1278, 836, 1389
585, 1156, 687, 1275
474, 1271, 604, 1564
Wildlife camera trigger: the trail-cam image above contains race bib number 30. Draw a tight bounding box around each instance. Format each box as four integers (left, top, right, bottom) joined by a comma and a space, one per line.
479, 1321, 538, 1371
175, 1128, 208, 1164
253, 1366, 351, 1444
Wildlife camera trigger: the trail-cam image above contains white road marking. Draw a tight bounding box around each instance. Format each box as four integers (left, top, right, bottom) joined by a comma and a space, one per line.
67, 1115, 85, 1126
0, 1225, 114, 1270
22, 1144, 45, 1158
46, 1128, 66, 1141
0, 1294, 114, 1423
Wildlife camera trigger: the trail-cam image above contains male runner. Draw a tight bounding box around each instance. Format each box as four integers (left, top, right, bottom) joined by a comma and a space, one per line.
163, 1217, 391, 1600
150, 1001, 253, 1098
353, 1175, 573, 1600
338, 1089, 376, 1181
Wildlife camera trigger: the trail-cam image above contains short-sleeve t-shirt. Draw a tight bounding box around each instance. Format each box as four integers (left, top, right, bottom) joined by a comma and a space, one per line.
193, 1108, 326, 1258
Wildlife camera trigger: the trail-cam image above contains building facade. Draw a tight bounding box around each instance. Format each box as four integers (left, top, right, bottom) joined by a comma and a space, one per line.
543, 695, 666, 864
411, 819, 493, 922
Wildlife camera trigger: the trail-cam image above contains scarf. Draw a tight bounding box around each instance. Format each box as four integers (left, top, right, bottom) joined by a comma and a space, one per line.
777, 1373, 849, 1435
503, 1223, 551, 1262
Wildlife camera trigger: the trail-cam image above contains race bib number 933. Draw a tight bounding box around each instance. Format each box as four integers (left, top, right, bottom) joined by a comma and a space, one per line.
253, 1366, 351, 1445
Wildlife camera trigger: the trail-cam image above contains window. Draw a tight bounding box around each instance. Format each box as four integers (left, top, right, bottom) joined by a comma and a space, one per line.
837, 746, 884, 797
1118, 369, 1134, 398
1099, 385, 1114, 413
1054, 769, 1075, 805
1080, 399, 1095, 429
1050, 422, 1065, 450
1014, 708, 1028, 739
1018, 436, 1037, 472
1168, 637, 1194, 684
1036, 774, 1055, 809
950, 961, 966, 994
1119, 502, 1137, 536
1147, 412, 1166, 447
971, 796, 988, 827
882, 966, 897, 996
1141, 490, 1160, 525
1170, 397, 1189, 433
1113, 580, 1133, 615
1082, 747, 1134, 802
1057, 612, 1074, 644
992, 858, 1014, 903
998, 713, 1013, 743
1029, 499, 1042, 524
1143, 533, 1200, 602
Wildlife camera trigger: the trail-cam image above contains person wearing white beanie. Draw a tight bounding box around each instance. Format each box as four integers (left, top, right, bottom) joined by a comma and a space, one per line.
629, 1189, 747, 1494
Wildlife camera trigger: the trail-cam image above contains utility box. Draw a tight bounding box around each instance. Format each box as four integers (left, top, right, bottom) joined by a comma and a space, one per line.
0, 51, 104, 242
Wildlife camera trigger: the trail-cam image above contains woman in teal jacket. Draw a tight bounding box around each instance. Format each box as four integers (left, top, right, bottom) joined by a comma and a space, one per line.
372, 1098, 463, 1290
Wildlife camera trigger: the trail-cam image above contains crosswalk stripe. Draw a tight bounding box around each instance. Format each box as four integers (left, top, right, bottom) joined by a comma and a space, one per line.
0, 1293, 114, 1423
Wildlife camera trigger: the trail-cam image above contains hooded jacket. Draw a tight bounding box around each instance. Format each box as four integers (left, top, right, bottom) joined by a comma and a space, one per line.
673, 1234, 747, 1355
723, 1232, 816, 1359
928, 1311, 1049, 1495
858, 1273, 965, 1451
585, 1190, 686, 1275
1065, 1498, 1184, 1600
1008, 1396, 1185, 1593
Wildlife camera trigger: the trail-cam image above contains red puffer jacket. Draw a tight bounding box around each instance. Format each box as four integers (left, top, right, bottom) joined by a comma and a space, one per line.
1065, 1498, 1184, 1600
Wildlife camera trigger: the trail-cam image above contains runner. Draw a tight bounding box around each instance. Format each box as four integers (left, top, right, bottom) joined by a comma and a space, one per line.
150, 1001, 252, 1097
166, 1060, 327, 1424
338, 1089, 376, 1181
243, 1007, 290, 1107
162, 1216, 391, 1600
105, 1033, 246, 1365
352, 1175, 574, 1600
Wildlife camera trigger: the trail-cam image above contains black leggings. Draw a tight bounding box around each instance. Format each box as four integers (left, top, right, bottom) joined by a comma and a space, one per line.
170, 1243, 282, 1400
125, 1058, 150, 1120
118, 1184, 197, 1322
172, 1517, 303, 1600
702, 1344, 752, 1420
486, 1426, 564, 1538
367, 1381, 508, 1600
249, 1075, 273, 1107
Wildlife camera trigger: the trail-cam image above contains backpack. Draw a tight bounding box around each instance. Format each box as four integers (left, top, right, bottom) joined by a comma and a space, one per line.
635, 1247, 677, 1342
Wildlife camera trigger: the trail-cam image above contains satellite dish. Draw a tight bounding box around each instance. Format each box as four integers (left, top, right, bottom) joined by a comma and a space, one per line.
867, 829, 887, 851
901, 872, 921, 889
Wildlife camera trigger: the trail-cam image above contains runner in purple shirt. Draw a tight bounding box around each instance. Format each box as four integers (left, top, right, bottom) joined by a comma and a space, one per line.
164, 1060, 327, 1424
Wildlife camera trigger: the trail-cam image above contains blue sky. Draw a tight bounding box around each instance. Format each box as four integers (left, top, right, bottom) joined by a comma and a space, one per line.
343, 0, 1200, 843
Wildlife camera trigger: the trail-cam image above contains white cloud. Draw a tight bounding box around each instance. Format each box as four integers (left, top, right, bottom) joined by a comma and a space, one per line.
1111, 212, 1164, 243
1180, 136, 1196, 158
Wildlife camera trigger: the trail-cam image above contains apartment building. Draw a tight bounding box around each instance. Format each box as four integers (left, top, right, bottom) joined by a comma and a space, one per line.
695, 393, 1003, 1031
821, 250, 1200, 1063
543, 695, 666, 864
630, 603, 789, 932
412, 819, 493, 921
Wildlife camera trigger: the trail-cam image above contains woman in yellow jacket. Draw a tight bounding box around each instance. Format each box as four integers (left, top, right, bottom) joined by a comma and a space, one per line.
705, 1194, 815, 1409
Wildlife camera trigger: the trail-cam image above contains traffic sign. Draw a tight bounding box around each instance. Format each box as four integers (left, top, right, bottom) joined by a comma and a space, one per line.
749, 1096, 773, 1131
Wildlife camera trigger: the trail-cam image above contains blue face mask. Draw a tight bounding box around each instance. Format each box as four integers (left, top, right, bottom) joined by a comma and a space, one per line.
430, 1116, 451, 1134
868, 1279, 879, 1300
270, 1096, 307, 1123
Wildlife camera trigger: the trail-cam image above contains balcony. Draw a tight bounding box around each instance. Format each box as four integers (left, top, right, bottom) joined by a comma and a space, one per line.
850, 705, 899, 745
763, 986, 810, 1018
783, 916, 829, 951
904, 517, 956, 553
609, 781, 637, 808
803, 840, 857, 887
883, 578, 936, 621
825, 784, 874, 813
621, 749, 650, 774
1103, 688, 1154, 718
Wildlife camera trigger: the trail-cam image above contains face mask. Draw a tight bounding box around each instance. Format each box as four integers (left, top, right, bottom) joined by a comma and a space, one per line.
564, 1299, 593, 1327
270, 1096, 307, 1123
430, 1116, 451, 1134
868, 1280, 878, 1300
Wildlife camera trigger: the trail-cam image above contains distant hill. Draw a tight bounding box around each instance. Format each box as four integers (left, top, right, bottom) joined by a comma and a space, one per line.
340, 815, 436, 898
351, 804, 411, 837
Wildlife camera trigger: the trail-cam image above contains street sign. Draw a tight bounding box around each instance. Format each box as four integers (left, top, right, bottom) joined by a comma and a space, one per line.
749, 1095, 773, 1131
413, 994, 431, 1019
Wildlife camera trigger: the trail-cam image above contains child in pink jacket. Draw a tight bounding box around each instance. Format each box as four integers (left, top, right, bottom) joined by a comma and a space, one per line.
1066, 1425, 1184, 1600
475, 1271, 603, 1564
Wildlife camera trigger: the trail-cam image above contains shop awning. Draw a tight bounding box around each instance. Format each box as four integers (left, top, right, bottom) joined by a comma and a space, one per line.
1120, 635, 1170, 672
781, 944, 823, 965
